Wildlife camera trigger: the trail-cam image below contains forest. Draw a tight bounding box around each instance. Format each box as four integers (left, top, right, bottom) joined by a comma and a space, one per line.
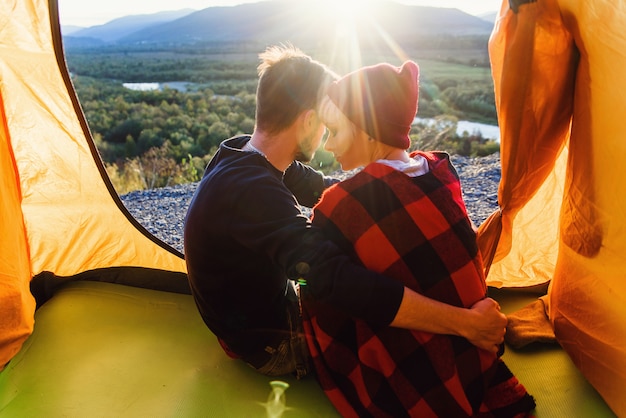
66, 48, 500, 194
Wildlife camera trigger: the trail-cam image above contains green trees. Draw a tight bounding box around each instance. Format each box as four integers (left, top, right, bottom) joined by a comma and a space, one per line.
417, 75, 497, 125
70, 52, 499, 194
410, 116, 499, 158
74, 75, 254, 193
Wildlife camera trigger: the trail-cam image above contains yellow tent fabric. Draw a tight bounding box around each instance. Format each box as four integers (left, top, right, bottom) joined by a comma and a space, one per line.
478, 0, 626, 415
0, 0, 186, 369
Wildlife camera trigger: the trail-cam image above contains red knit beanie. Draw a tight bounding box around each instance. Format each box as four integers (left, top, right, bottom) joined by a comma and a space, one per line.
327, 61, 419, 149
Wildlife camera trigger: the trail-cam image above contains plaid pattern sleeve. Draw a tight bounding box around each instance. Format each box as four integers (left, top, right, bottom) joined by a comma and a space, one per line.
301, 152, 535, 417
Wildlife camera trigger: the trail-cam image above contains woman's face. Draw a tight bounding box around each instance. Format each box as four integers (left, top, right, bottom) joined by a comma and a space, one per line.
322, 114, 372, 171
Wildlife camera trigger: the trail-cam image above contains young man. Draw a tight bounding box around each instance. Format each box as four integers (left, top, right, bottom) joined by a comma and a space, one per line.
183, 45, 506, 379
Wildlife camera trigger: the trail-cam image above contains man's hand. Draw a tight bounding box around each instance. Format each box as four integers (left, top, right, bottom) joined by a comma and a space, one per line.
463, 297, 507, 353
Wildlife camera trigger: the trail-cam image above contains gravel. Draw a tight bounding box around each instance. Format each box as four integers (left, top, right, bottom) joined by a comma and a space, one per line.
120, 153, 501, 253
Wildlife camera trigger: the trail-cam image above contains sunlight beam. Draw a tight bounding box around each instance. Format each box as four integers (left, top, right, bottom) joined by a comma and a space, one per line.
317, 0, 410, 73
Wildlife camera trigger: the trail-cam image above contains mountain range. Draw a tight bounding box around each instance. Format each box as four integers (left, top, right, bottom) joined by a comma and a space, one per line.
63, 1, 495, 49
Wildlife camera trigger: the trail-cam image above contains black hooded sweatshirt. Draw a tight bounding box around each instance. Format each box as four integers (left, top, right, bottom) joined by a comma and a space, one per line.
184, 135, 404, 362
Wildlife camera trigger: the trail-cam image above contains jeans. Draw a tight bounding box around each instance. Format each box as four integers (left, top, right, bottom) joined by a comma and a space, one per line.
250, 282, 311, 379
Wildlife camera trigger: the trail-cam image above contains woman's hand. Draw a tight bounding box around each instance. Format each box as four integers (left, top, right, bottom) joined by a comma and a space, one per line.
464, 297, 507, 353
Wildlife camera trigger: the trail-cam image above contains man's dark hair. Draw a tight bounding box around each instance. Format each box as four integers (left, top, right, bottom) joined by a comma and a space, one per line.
255, 44, 336, 135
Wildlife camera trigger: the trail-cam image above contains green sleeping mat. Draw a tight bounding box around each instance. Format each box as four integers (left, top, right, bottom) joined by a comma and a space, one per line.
0, 281, 616, 417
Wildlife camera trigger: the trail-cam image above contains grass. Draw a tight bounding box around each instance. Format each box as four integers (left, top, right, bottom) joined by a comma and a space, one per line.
417, 59, 493, 82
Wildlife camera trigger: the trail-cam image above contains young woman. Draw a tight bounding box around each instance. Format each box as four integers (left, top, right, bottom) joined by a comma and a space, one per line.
301, 61, 536, 417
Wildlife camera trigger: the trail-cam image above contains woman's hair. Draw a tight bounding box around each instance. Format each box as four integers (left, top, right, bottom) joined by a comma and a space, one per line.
255, 44, 337, 135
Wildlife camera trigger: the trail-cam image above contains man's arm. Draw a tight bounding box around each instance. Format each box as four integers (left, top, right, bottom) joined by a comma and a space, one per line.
282, 161, 339, 207
291, 230, 506, 353
390, 287, 507, 353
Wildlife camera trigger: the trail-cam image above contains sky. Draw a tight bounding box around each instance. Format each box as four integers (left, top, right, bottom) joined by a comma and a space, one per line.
58, 0, 503, 27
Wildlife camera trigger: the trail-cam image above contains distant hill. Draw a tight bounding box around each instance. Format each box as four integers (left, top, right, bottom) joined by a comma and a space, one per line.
478, 11, 498, 24
64, 1, 494, 50
62, 25, 84, 35
68, 9, 195, 43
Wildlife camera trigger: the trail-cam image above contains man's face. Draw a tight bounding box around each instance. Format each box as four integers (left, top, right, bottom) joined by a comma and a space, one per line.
294, 112, 326, 163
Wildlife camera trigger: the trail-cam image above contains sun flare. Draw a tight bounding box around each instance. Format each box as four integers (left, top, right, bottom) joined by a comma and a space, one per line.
319, 0, 377, 23
311, 0, 410, 74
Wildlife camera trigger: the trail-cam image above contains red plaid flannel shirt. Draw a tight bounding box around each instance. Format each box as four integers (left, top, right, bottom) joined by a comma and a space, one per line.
302, 151, 535, 417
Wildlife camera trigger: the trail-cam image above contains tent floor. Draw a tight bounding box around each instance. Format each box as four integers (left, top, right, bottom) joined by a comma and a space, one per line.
0, 281, 616, 417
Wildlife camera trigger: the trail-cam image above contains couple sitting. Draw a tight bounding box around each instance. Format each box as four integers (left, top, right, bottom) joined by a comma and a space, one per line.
184, 45, 535, 417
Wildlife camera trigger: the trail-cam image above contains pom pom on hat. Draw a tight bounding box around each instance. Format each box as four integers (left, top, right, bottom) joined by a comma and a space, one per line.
327, 61, 419, 149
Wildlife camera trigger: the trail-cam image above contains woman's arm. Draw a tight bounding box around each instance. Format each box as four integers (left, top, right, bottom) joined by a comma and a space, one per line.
390, 287, 506, 353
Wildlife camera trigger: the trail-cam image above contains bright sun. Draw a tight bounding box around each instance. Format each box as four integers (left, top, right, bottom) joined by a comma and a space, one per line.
313, 0, 410, 72
319, 0, 377, 21
312, 0, 383, 45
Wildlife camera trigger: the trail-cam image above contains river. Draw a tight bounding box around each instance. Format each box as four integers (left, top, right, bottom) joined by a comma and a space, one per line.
413, 117, 500, 142
122, 82, 192, 92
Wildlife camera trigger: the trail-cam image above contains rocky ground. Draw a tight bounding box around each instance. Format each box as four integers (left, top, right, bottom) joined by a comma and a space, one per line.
120, 153, 501, 253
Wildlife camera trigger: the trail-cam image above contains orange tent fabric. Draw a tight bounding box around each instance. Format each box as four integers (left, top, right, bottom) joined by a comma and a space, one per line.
478, 0, 626, 415
0, 0, 186, 370
0, 92, 34, 370
1, 0, 624, 415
